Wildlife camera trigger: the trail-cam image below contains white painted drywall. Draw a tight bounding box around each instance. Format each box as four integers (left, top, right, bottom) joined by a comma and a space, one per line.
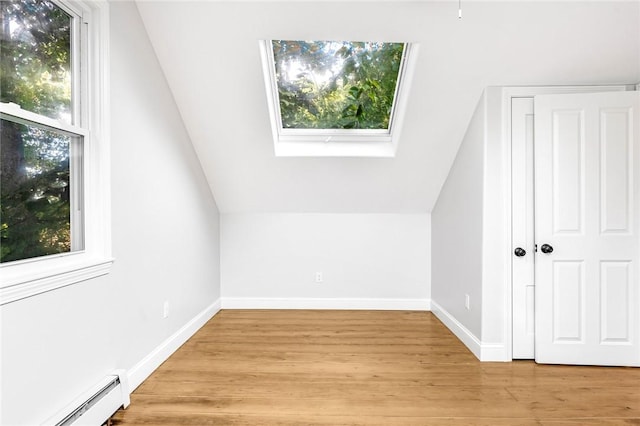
221, 213, 430, 308
431, 93, 485, 340
431, 87, 514, 360
0, 3, 221, 424
136, 1, 640, 214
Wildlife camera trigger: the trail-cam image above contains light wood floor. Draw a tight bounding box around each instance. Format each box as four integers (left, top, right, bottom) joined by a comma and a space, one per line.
111, 310, 640, 425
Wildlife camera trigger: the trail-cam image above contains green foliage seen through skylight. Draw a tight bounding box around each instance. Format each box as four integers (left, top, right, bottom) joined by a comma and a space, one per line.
272, 40, 405, 130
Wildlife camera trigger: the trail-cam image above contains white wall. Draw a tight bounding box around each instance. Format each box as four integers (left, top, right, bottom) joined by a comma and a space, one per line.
137, 1, 640, 215
0, 3, 221, 424
431, 88, 510, 361
221, 213, 430, 310
431, 93, 485, 340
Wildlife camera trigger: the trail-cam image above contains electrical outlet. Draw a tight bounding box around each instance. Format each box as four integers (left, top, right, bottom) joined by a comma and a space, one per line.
464, 294, 470, 310
315, 272, 323, 283
163, 301, 169, 318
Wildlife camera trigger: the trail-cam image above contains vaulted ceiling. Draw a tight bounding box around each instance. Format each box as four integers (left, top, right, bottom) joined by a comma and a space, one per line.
135, 0, 640, 213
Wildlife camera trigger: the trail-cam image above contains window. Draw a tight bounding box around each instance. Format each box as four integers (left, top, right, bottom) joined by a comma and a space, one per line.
260, 40, 417, 157
0, 119, 84, 263
0, 0, 111, 304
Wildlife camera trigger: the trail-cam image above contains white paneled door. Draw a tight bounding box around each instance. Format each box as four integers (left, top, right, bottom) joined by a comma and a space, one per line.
534, 91, 640, 366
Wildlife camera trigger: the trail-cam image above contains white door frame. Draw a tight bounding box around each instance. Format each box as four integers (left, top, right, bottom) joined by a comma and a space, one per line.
511, 96, 535, 359
501, 85, 633, 361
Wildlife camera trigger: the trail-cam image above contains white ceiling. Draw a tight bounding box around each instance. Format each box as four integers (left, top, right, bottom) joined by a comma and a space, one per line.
135, 0, 640, 213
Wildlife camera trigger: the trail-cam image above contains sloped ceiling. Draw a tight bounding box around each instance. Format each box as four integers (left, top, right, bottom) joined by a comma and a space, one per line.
135, 0, 640, 213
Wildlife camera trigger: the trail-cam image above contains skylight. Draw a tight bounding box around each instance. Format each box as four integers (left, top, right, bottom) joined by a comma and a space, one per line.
260, 40, 417, 157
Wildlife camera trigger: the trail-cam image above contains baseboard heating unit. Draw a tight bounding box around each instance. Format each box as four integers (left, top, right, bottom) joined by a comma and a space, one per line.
44, 370, 130, 426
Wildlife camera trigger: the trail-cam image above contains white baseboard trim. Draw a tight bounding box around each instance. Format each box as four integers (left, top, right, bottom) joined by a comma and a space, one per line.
480, 342, 510, 362
221, 297, 431, 311
430, 300, 509, 362
127, 298, 221, 392
430, 300, 482, 359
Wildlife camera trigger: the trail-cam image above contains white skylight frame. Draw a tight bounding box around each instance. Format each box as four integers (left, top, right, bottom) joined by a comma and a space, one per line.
259, 40, 418, 157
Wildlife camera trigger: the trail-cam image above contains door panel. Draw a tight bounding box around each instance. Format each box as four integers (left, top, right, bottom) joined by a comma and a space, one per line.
600, 108, 633, 234
600, 261, 631, 343
534, 91, 640, 366
551, 110, 584, 234
552, 260, 584, 343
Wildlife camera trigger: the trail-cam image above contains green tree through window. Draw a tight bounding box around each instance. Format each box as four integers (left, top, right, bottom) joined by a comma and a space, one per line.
1, 0, 77, 263
272, 41, 405, 130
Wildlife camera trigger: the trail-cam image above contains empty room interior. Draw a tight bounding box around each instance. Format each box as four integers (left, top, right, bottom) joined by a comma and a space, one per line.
1, 0, 640, 424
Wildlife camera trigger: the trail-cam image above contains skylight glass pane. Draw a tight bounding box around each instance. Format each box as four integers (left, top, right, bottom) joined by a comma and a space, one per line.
272, 40, 405, 130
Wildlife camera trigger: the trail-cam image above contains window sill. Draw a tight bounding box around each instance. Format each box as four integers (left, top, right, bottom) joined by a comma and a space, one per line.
0, 256, 114, 305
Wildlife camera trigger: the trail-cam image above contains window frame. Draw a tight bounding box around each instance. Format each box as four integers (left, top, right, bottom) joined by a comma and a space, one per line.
0, 0, 112, 305
259, 40, 419, 157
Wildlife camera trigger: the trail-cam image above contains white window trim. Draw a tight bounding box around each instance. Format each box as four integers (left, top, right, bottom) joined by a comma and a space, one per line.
259, 40, 419, 157
0, 0, 112, 305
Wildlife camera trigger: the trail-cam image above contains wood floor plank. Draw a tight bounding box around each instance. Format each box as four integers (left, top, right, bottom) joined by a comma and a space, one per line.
111, 310, 640, 425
